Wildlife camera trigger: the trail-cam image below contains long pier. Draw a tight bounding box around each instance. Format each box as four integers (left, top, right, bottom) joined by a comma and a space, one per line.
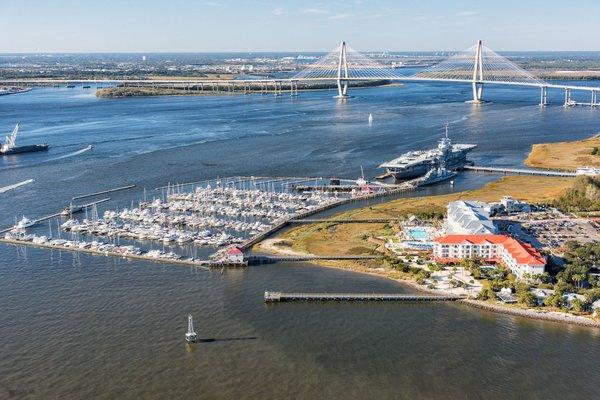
462, 165, 576, 177
264, 291, 464, 302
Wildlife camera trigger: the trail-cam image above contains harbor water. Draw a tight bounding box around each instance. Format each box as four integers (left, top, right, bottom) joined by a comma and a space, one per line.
1, 82, 600, 399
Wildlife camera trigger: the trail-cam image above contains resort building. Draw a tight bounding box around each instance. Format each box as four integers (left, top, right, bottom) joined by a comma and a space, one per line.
444, 201, 498, 235
433, 234, 546, 279
499, 196, 532, 214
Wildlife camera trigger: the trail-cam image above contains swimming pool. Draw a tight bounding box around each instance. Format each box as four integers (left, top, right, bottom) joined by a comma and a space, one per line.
406, 227, 430, 241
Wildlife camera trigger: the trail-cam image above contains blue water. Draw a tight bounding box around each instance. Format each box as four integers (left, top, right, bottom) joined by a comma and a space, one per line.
1, 82, 600, 399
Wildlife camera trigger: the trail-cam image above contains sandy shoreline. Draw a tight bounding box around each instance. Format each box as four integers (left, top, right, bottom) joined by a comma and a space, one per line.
256, 241, 600, 329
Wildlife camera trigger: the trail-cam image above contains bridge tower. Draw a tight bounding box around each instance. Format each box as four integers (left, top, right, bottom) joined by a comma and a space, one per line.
335, 41, 349, 99
471, 39, 484, 103
540, 86, 548, 107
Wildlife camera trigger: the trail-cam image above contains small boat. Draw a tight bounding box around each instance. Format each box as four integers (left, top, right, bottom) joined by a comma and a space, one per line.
15, 216, 35, 229
368, 113, 373, 124
1, 124, 49, 156
60, 203, 84, 216
185, 314, 198, 343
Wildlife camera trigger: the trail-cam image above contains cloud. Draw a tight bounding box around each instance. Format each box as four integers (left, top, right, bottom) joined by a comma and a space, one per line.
455, 11, 479, 17
325, 13, 353, 20
413, 11, 478, 22
302, 7, 330, 15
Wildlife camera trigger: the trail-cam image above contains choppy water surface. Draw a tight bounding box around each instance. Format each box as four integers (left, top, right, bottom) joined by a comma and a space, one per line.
1, 83, 600, 399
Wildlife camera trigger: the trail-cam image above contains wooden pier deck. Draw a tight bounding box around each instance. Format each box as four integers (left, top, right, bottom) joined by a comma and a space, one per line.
248, 255, 382, 265
264, 291, 464, 302
462, 165, 576, 177
287, 218, 399, 224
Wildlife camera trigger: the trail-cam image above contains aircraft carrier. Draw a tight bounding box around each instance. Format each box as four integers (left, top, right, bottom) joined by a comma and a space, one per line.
379, 126, 476, 180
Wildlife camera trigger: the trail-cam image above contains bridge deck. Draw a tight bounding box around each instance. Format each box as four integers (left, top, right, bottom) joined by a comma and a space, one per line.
264, 291, 463, 302
1, 77, 599, 92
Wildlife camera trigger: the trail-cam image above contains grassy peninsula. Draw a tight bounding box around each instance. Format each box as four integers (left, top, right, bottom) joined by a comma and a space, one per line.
256, 175, 574, 269
525, 134, 600, 171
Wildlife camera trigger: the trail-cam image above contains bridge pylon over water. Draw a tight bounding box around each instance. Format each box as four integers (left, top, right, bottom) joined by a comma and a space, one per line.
413, 39, 547, 103
291, 41, 406, 98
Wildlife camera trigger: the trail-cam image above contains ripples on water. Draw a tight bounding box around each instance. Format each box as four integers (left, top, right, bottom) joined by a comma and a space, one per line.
1, 85, 600, 399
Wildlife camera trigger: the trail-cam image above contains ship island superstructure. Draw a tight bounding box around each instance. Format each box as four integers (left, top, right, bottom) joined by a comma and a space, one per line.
379, 125, 476, 180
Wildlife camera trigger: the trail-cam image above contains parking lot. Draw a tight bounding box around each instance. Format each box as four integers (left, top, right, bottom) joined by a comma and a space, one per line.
495, 209, 600, 251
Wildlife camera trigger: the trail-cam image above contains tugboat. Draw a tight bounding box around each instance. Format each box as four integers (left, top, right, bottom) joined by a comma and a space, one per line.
1, 124, 49, 156
185, 314, 198, 343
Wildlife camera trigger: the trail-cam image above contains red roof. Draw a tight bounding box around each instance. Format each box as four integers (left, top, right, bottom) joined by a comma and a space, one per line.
226, 247, 244, 255
434, 234, 545, 266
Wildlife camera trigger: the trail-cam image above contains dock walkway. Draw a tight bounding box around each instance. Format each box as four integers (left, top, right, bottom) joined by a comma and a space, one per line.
0, 237, 247, 269
248, 255, 382, 264
239, 183, 417, 251
462, 165, 576, 177
264, 291, 464, 302
287, 218, 397, 224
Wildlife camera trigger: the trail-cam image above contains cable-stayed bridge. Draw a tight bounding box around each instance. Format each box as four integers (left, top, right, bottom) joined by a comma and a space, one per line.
2, 40, 599, 107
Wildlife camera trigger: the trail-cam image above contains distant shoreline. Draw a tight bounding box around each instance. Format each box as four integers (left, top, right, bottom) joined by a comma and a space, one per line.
96, 80, 394, 98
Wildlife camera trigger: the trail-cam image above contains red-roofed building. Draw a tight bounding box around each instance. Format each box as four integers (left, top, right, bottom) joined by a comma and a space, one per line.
226, 246, 244, 263
433, 234, 545, 279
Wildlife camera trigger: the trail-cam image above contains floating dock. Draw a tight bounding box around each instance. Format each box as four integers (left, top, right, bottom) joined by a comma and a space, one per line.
462, 165, 576, 177
264, 291, 464, 302
0, 237, 247, 269
72, 184, 136, 200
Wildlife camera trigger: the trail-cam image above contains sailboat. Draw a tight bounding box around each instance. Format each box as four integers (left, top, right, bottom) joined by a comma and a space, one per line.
185, 314, 198, 343
1, 123, 49, 155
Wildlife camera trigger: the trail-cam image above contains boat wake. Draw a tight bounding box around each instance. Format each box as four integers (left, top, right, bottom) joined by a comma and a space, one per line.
0, 178, 34, 194
48, 145, 92, 161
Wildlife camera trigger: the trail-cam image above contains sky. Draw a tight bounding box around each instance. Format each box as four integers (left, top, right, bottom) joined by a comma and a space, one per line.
1, 0, 599, 53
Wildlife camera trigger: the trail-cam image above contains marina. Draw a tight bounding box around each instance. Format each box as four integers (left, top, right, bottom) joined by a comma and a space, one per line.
4, 176, 412, 264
